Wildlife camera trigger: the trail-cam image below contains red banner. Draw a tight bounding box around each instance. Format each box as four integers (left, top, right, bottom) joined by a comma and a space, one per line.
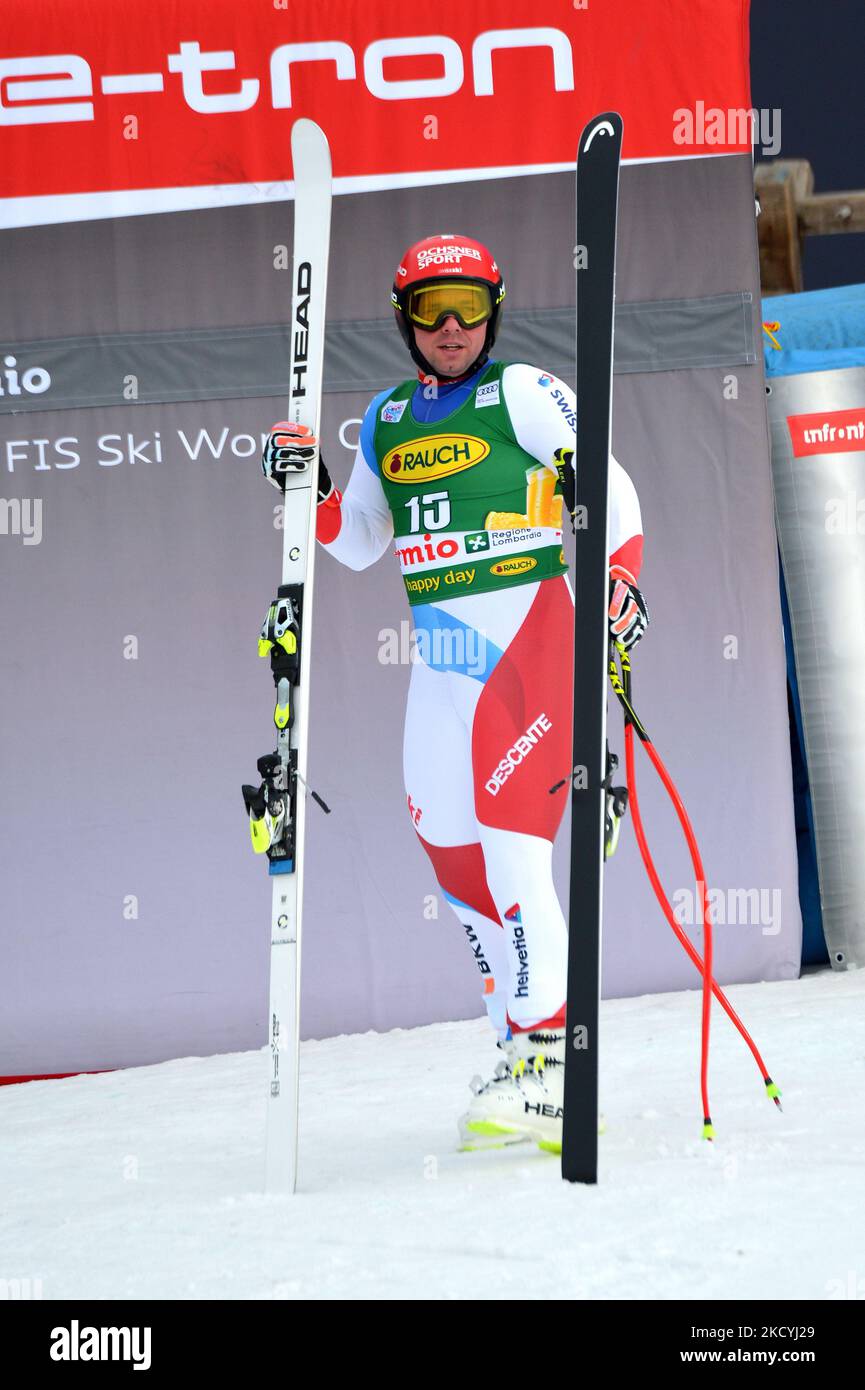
0, 0, 752, 224
787, 408, 865, 458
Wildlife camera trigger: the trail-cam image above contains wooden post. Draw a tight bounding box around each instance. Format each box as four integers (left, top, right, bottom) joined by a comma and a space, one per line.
754, 160, 813, 295
755, 160, 865, 295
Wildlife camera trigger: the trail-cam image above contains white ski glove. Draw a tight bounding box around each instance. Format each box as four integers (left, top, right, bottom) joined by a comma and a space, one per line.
262, 422, 333, 500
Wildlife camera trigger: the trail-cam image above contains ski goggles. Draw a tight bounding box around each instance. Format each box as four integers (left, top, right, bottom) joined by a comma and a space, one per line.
405, 281, 494, 331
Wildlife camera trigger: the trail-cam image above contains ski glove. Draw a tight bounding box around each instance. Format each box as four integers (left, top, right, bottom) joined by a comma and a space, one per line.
609, 565, 649, 651
553, 446, 576, 526
262, 422, 333, 501
552, 448, 649, 651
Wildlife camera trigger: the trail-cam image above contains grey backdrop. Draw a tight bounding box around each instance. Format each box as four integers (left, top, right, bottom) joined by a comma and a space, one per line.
0, 153, 801, 1074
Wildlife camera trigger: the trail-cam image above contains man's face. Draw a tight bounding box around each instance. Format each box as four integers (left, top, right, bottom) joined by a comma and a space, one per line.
413, 315, 487, 378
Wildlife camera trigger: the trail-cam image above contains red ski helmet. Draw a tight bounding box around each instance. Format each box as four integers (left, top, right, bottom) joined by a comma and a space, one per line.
391, 233, 506, 378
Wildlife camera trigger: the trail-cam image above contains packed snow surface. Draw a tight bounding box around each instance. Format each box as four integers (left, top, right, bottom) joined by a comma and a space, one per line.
2, 968, 863, 1300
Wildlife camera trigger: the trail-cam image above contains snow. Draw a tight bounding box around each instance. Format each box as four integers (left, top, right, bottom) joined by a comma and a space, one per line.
2, 966, 864, 1301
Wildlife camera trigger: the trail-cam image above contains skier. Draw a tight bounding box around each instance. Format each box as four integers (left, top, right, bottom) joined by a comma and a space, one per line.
262, 234, 647, 1153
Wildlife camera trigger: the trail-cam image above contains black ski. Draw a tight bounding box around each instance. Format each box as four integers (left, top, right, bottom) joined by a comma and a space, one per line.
562, 113, 623, 1184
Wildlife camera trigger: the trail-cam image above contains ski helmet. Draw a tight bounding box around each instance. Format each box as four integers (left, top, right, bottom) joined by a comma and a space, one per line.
391, 234, 506, 378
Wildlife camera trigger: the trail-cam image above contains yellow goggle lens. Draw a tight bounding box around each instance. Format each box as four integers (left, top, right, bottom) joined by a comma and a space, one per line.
407, 282, 493, 329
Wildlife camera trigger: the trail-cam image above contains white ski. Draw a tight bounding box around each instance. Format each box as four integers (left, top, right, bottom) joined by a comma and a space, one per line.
265, 119, 332, 1193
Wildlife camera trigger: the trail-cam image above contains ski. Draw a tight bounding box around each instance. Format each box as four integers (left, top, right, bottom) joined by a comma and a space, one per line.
242, 119, 332, 1194
562, 113, 623, 1184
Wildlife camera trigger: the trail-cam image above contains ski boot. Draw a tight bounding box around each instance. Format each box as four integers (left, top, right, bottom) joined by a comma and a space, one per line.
458, 1039, 531, 1151
459, 1030, 566, 1151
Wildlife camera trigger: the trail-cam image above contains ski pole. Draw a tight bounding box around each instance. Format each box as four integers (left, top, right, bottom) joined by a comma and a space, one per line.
608, 642, 782, 1128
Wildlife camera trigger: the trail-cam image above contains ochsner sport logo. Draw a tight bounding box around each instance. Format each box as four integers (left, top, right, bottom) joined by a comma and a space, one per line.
486, 713, 552, 796
416, 244, 483, 270
382, 434, 488, 482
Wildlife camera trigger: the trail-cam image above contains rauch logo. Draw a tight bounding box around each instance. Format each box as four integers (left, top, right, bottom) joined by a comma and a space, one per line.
382, 434, 488, 483
491, 556, 537, 577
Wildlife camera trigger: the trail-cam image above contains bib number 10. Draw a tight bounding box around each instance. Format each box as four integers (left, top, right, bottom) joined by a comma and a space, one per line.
405, 491, 451, 533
